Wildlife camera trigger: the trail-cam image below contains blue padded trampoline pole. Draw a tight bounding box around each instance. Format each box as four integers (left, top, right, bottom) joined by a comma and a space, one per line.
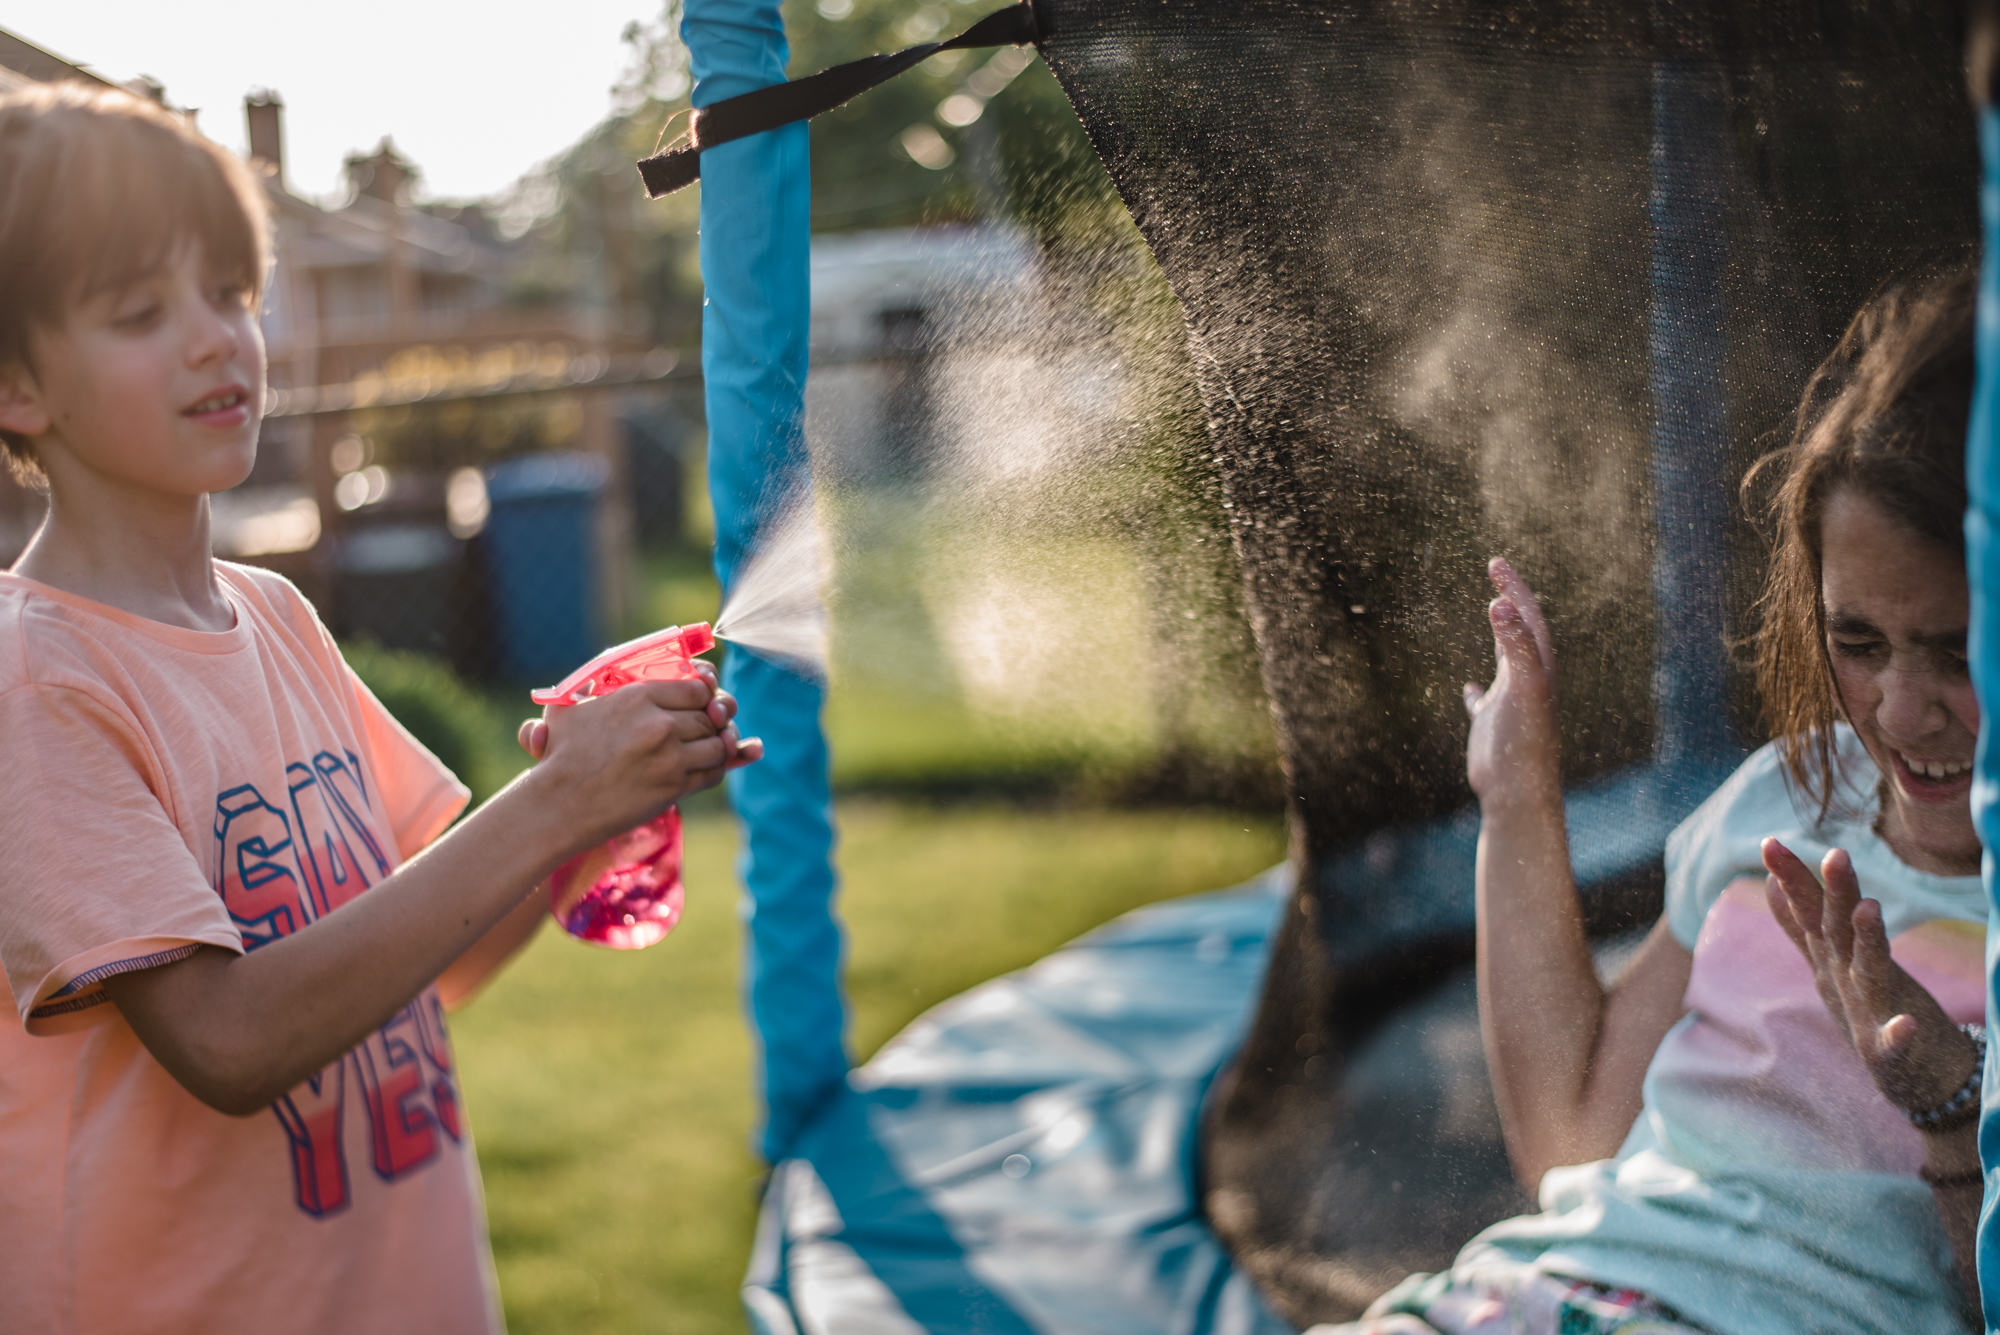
1967, 99, 2000, 1332
684, 0, 851, 1163
1648, 63, 1734, 770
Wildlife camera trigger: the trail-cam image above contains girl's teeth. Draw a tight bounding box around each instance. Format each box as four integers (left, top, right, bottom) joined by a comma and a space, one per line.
1904, 755, 1969, 780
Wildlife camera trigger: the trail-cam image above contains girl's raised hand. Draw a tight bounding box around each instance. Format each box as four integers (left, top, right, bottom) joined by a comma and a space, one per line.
1762, 837, 1977, 1117
1464, 557, 1561, 805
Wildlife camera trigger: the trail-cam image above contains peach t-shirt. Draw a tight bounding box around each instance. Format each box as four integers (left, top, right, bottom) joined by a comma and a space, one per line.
0, 563, 496, 1335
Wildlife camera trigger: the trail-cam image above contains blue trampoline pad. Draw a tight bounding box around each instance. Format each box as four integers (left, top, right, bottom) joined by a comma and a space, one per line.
743, 871, 1299, 1335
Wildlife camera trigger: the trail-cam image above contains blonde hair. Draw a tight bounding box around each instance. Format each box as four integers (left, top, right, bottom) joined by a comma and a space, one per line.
0, 83, 270, 484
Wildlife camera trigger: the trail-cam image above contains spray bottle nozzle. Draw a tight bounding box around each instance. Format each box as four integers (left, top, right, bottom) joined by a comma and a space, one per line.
679, 622, 716, 656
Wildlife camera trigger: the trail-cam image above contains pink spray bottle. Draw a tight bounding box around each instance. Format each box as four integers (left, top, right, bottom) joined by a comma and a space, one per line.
529, 621, 718, 949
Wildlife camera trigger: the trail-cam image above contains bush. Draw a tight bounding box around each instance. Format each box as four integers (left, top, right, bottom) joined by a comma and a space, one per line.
341, 641, 521, 806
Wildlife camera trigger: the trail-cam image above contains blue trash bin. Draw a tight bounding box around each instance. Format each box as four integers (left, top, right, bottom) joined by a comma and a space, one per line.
480, 452, 608, 684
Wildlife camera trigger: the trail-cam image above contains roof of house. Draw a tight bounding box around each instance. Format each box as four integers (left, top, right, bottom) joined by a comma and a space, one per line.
0, 28, 115, 89
272, 187, 501, 278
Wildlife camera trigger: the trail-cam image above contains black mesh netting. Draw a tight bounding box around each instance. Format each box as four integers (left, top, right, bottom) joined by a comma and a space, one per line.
1024, 2, 1978, 1322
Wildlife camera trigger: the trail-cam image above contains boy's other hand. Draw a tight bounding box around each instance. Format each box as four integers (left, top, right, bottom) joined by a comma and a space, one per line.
526, 679, 726, 851
517, 667, 762, 769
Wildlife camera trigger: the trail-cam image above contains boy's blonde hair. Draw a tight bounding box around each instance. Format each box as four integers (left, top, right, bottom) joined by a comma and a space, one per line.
0, 83, 270, 485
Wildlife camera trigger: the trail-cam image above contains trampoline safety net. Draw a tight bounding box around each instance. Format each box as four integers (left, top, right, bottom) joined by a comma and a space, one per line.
1015, 0, 1977, 1323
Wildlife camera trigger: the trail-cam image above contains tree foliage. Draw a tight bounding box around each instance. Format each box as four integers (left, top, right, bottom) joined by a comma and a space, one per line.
495, 0, 1126, 346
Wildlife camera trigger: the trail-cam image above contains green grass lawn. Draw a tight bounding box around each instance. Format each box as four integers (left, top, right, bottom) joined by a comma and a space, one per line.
451, 800, 1286, 1334
342, 533, 1286, 1331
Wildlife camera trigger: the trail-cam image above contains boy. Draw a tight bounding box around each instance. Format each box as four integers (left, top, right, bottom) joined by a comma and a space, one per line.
0, 84, 757, 1333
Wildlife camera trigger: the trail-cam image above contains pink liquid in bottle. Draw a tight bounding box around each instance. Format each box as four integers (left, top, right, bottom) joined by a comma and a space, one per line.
530, 622, 717, 950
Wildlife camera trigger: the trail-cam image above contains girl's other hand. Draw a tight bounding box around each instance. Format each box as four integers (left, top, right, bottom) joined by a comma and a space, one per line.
1464, 556, 1561, 807
1763, 838, 1978, 1117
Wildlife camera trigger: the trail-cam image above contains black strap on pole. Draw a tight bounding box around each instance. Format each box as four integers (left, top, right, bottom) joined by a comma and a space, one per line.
637, 2, 1040, 198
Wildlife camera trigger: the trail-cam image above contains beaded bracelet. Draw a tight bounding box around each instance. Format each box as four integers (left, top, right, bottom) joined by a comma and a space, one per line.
1906, 1023, 1988, 1134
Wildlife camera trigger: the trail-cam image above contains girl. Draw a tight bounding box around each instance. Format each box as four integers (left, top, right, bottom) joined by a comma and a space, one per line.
1317, 272, 1986, 1335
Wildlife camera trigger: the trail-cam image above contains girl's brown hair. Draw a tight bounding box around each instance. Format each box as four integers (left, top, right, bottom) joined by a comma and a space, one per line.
1747, 266, 1976, 820
0, 83, 269, 485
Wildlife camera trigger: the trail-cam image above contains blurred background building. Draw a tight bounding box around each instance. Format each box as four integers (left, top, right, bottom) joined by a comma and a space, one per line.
237, 89, 671, 681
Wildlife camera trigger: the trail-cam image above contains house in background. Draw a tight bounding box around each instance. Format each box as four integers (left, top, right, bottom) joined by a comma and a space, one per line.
225, 98, 532, 592
0, 29, 113, 94
239, 91, 655, 649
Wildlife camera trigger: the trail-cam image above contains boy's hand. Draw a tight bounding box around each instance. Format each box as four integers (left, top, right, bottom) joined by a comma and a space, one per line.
516, 661, 761, 763
516, 674, 727, 853
1463, 556, 1561, 809
683, 661, 763, 770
